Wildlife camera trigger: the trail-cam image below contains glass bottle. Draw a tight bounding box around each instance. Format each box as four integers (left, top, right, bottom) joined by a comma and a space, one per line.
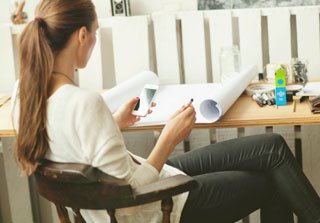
219, 45, 241, 82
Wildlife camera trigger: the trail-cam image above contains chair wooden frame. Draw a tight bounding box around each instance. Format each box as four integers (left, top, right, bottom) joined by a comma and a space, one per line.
34, 160, 197, 223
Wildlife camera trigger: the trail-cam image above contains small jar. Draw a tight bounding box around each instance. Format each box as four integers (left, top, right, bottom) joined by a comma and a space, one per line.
291, 58, 308, 85
219, 45, 241, 81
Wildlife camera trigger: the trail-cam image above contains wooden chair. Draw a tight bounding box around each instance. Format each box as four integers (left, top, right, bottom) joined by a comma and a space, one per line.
34, 159, 197, 223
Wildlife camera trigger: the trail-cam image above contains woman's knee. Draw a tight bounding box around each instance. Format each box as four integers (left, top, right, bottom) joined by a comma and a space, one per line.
267, 133, 293, 160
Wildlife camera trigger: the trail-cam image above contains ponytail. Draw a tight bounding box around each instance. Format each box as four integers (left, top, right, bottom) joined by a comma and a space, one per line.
16, 0, 96, 175
16, 18, 53, 175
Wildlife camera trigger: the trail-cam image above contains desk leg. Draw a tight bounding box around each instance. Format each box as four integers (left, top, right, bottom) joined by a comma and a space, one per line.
1, 137, 34, 223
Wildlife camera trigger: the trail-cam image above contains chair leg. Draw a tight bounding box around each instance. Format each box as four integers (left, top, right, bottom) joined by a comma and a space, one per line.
72, 208, 86, 223
55, 204, 71, 223
161, 197, 173, 223
107, 209, 118, 223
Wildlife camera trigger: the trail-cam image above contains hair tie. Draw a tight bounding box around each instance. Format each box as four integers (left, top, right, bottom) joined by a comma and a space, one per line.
35, 16, 45, 27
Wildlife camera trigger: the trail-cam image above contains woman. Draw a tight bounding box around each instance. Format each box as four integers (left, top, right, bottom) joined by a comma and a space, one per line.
13, 0, 320, 222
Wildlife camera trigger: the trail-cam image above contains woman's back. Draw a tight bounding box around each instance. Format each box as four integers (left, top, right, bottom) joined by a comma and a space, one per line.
42, 84, 189, 222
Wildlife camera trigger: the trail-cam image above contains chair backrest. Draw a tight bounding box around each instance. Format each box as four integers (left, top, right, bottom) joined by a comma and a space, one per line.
35, 159, 134, 210
34, 159, 197, 217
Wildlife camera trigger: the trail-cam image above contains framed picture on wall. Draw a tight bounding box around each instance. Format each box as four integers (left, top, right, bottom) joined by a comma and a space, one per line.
110, 0, 130, 16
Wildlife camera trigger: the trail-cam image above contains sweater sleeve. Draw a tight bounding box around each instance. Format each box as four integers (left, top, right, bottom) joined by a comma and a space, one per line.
74, 92, 159, 188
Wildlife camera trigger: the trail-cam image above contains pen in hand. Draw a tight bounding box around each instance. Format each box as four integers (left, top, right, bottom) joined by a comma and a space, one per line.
184, 98, 194, 109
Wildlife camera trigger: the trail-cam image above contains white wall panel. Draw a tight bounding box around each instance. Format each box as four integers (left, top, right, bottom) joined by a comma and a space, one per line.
0, 0, 10, 23
24, 0, 40, 21
206, 10, 233, 82
178, 11, 211, 149
244, 126, 266, 136
189, 129, 211, 150
295, 7, 320, 81
237, 9, 263, 75
266, 8, 295, 152
78, 29, 103, 91
0, 25, 16, 93
98, 21, 116, 89
243, 126, 266, 223
273, 126, 295, 155
111, 16, 155, 158
152, 13, 181, 84
301, 125, 320, 195
130, 0, 197, 16
179, 11, 207, 83
266, 8, 292, 63
206, 10, 238, 148
92, 0, 111, 18
215, 128, 238, 142
112, 16, 150, 83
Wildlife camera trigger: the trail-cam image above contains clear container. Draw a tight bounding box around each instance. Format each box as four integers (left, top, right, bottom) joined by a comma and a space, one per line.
219, 45, 241, 82
291, 58, 308, 86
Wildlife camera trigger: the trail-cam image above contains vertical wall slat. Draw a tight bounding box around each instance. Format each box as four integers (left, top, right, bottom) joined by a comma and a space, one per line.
215, 128, 238, 142
244, 126, 267, 223
111, 16, 155, 158
2, 138, 34, 223
0, 152, 11, 222
295, 7, 320, 81
266, 8, 292, 63
273, 126, 295, 155
301, 125, 320, 195
207, 10, 233, 83
237, 9, 263, 75
244, 127, 266, 136
152, 13, 181, 84
0, 25, 16, 93
206, 10, 238, 145
189, 129, 211, 150
129, 0, 197, 16
152, 13, 186, 155
24, 0, 40, 21
99, 21, 116, 89
122, 131, 156, 158
0, 0, 10, 23
179, 11, 207, 83
112, 16, 150, 83
78, 29, 103, 91
92, 0, 111, 18
179, 11, 211, 150
266, 8, 295, 151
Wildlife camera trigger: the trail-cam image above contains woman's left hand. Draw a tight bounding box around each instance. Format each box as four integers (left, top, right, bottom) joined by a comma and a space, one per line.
113, 97, 156, 130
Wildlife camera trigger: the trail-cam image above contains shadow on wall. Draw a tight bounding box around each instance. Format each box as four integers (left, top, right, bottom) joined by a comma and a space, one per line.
198, 0, 320, 10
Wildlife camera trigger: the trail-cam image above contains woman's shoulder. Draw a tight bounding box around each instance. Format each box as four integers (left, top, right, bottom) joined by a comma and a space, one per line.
48, 85, 109, 118
51, 84, 104, 106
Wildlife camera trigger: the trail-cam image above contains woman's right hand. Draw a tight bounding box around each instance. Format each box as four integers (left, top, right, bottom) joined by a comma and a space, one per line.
147, 105, 196, 172
160, 105, 196, 148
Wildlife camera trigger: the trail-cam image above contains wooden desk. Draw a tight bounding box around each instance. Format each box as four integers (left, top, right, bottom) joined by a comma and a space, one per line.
1, 95, 320, 135
0, 94, 319, 223
127, 95, 320, 131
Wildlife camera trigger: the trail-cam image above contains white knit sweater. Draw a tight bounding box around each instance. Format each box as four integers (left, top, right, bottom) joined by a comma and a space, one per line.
12, 83, 188, 223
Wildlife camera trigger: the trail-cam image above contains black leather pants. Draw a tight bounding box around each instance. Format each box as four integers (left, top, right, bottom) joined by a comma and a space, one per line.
167, 133, 320, 223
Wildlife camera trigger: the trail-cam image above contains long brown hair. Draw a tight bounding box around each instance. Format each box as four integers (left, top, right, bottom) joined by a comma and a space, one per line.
17, 0, 96, 175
